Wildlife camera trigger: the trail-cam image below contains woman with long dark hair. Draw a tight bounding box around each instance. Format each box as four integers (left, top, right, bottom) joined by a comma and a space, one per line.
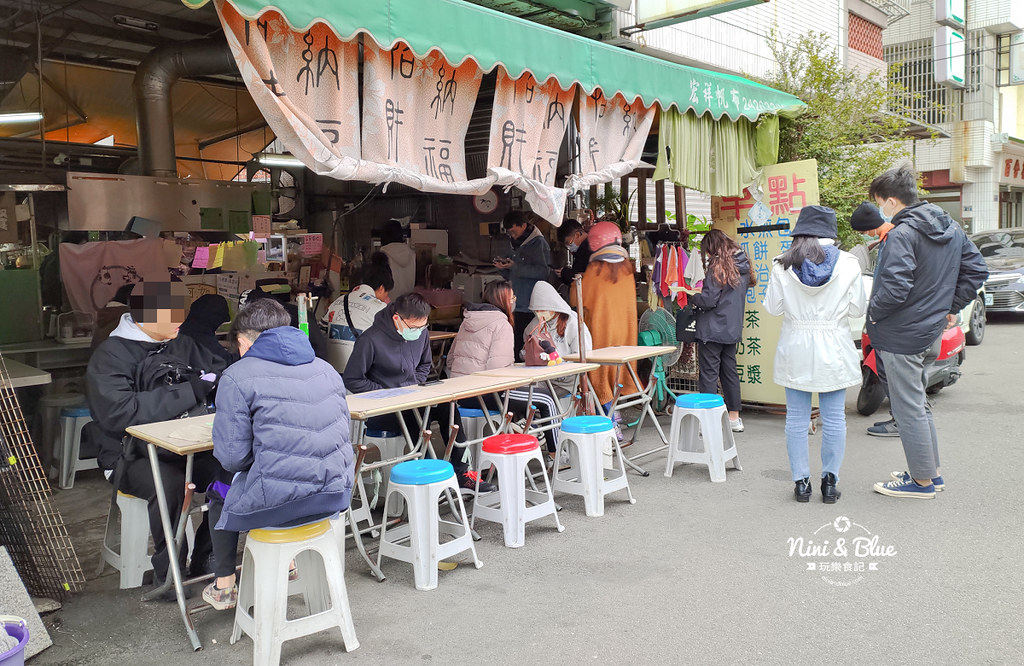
689, 229, 755, 432
763, 206, 866, 503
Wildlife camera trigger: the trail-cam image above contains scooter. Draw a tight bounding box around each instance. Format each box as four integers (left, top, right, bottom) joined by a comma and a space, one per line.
856, 325, 967, 416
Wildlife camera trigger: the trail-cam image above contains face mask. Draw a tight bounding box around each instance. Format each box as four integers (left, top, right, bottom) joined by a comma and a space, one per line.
878, 200, 894, 225
566, 242, 579, 253
536, 311, 555, 323
400, 325, 424, 341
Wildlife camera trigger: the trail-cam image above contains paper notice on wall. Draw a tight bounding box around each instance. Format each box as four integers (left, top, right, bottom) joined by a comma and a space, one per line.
486, 69, 574, 224
193, 246, 210, 269
360, 40, 483, 193
252, 214, 271, 240
210, 244, 225, 269
569, 90, 656, 192
302, 233, 323, 256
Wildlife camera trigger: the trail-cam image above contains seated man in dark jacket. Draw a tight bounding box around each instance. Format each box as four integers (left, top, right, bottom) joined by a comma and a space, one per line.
202, 299, 354, 610
343, 293, 493, 492
86, 279, 224, 591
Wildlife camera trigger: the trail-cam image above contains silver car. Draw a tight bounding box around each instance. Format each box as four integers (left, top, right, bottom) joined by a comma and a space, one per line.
970, 229, 1024, 315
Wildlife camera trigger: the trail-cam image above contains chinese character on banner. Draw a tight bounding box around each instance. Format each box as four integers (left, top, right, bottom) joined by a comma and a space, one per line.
767, 173, 809, 215
361, 41, 482, 188
719, 190, 756, 220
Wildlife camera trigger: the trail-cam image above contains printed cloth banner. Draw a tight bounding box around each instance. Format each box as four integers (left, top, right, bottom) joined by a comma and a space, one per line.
217, 1, 362, 178
59, 239, 169, 315
361, 41, 485, 194
486, 70, 575, 224
566, 90, 656, 193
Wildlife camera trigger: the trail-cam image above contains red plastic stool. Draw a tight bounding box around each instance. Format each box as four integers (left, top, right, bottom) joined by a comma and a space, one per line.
471, 434, 564, 547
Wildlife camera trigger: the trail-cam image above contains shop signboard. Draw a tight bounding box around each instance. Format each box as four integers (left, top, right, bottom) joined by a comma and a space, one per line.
635, 0, 769, 29
934, 26, 966, 88
999, 152, 1024, 187
712, 159, 820, 405
1011, 32, 1024, 86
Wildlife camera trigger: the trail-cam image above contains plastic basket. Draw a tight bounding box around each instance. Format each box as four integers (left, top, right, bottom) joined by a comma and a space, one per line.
0, 616, 28, 666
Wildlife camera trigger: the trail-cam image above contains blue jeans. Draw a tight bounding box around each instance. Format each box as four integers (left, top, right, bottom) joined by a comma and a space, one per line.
785, 388, 847, 481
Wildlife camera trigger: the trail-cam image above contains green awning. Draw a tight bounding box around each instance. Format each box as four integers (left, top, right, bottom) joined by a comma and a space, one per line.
190, 0, 805, 122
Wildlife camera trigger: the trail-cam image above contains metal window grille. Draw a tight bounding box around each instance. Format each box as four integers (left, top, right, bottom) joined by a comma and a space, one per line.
885, 38, 962, 126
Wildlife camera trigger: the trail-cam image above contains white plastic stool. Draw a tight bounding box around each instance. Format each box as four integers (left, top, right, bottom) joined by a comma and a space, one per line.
364, 429, 407, 517
553, 416, 635, 517
57, 405, 96, 489
231, 517, 359, 665
456, 406, 501, 466
377, 459, 481, 591
664, 393, 741, 482
97, 491, 153, 589
471, 434, 564, 547
38, 393, 84, 481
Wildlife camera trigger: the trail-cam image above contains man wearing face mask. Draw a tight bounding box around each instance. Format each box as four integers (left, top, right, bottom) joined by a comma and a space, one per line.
865, 166, 987, 499
556, 220, 592, 286
343, 293, 491, 491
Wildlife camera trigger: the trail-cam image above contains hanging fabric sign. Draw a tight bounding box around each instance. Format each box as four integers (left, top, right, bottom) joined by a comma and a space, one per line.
361, 41, 484, 194
216, 1, 362, 178
567, 90, 656, 193
58, 239, 168, 315
487, 69, 574, 224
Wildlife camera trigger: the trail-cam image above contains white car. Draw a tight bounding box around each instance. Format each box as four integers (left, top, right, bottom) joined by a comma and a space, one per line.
848, 274, 985, 346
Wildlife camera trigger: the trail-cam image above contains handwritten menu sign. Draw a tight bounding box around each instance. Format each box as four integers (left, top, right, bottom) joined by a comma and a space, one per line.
193, 246, 210, 269
302, 233, 323, 256
252, 215, 272, 240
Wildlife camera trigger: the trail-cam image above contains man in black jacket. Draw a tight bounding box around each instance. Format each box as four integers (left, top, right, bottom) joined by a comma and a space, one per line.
867, 167, 988, 499
343, 293, 493, 492
556, 219, 592, 286
86, 280, 223, 590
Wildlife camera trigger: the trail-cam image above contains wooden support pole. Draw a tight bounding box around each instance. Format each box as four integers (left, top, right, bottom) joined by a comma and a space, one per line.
655, 179, 666, 227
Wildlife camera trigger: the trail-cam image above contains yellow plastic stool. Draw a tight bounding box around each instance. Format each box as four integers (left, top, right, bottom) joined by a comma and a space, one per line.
231, 516, 359, 665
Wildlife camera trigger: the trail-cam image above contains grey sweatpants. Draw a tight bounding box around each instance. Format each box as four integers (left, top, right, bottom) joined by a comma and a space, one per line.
877, 335, 942, 481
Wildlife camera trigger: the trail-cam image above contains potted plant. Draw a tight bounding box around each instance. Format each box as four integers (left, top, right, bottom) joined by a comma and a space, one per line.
594, 187, 637, 244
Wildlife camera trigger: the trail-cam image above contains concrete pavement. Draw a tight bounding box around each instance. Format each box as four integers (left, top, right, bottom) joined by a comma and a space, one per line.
32, 317, 1024, 665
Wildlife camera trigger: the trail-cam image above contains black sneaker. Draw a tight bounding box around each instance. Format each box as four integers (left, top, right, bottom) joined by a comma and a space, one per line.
460, 471, 496, 494
794, 478, 811, 502
867, 418, 899, 437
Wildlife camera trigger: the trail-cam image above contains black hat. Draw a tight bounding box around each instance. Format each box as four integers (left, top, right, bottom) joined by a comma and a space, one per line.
790, 205, 838, 238
850, 201, 884, 232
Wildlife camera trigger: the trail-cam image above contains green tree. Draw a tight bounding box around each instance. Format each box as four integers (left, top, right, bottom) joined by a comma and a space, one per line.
760, 30, 913, 247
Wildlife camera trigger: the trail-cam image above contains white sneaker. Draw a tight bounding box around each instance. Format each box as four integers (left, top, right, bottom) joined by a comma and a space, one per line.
729, 417, 744, 433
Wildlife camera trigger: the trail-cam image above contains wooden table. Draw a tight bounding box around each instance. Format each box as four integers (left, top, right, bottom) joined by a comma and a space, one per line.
427, 330, 458, 379
566, 346, 677, 475
474, 362, 600, 445
0, 357, 52, 389
126, 413, 215, 651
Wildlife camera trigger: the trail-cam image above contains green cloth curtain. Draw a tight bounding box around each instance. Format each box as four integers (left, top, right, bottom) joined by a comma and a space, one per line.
654, 108, 770, 197
755, 114, 780, 167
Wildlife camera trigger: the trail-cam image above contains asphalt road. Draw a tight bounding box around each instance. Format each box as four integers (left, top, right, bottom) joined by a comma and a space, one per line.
34, 315, 1024, 665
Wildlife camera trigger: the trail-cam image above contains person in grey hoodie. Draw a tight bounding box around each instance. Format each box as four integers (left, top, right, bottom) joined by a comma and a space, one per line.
689, 230, 756, 432
495, 210, 552, 358
867, 166, 988, 499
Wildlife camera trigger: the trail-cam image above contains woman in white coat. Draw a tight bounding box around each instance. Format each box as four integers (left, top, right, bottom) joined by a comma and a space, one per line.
763, 206, 866, 504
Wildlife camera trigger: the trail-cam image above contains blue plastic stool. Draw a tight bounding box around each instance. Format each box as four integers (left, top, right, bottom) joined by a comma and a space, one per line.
665, 393, 741, 482
377, 460, 481, 590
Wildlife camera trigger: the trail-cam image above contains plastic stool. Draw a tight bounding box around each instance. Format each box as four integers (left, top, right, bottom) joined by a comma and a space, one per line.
552, 416, 635, 517
456, 406, 501, 467
231, 517, 359, 665
664, 393, 741, 482
57, 405, 96, 489
364, 429, 407, 517
37, 393, 84, 480
97, 491, 153, 589
377, 459, 481, 590
471, 434, 564, 547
